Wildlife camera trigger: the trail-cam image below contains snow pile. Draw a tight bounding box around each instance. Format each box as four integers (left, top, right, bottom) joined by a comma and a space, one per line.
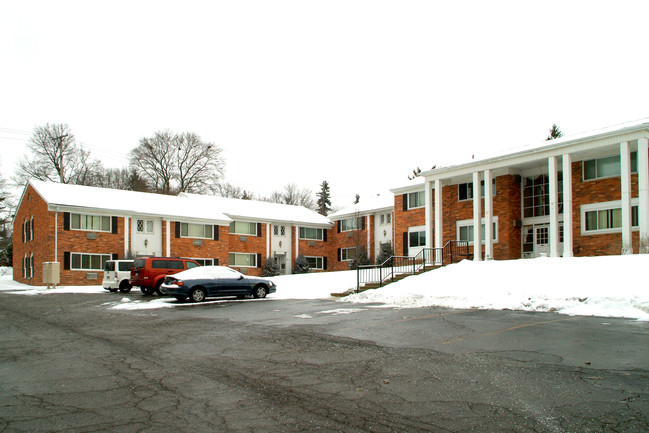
342, 255, 649, 321
267, 270, 357, 299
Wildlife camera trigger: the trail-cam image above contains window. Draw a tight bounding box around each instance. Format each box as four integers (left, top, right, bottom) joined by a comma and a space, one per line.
584, 205, 638, 233
229, 252, 257, 267
458, 179, 496, 201
583, 151, 637, 181
273, 225, 286, 237
536, 227, 548, 245
180, 223, 213, 239
299, 227, 323, 240
229, 221, 258, 235
408, 191, 425, 209
70, 213, 111, 232
340, 218, 358, 232
409, 230, 426, 247
192, 258, 216, 266
457, 220, 498, 244
306, 256, 324, 270
340, 248, 356, 261
522, 174, 563, 218
387, 213, 392, 224
70, 253, 112, 271
380, 214, 385, 225
137, 219, 154, 234
23, 254, 33, 279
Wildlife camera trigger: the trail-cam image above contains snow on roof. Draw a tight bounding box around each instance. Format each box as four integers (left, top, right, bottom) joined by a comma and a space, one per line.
179, 193, 334, 227
28, 180, 232, 224
328, 193, 394, 219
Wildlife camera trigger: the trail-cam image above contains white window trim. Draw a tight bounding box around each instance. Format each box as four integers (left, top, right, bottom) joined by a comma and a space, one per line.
407, 191, 426, 209
340, 247, 356, 261
582, 151, 638, 182
299, 227, 323, 241
456, 217, 499, 245
191, 258, 216, 266
580, 199, 639, 235
408, 225, 427, 248
70, 252, 112, 271
229, 221, 258, 236
70, 213, 112, 233
339, 217, 359, 232
305, 256, 324, 270
180, 222, 213, 239
229, 252, 257, 268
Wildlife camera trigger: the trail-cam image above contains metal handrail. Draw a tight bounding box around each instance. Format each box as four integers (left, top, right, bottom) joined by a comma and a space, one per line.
356, 240, 471, 292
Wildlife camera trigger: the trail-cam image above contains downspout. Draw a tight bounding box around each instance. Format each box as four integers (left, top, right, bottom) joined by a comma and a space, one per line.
54, 207, 58, 261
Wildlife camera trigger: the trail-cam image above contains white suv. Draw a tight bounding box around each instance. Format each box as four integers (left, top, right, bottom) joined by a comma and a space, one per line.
103, 260, 134, 293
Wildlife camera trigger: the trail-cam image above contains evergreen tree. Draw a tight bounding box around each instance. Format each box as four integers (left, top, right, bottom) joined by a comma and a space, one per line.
261, 257, 281, 277
348, 245, 371, 270
354, 194, 360, 204
316, 180, 332, 216
292, 255, 310, 274
376, 244, 393, 266
546, 124, 563, 141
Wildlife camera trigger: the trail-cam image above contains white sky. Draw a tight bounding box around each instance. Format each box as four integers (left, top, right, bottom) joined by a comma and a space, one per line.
2, 1, 649, 207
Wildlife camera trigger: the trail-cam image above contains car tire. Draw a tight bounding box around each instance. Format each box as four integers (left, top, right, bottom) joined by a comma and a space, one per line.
154, 280, 164, 296
175, 296, 187, 302
140, 286, 155, 295
252, 285, 268, 299
190, 288, 206, 303
119, 281, 132, 293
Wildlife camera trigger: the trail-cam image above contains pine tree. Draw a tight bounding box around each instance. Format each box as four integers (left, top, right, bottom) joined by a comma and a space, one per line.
293, 255, 310, 274
316, 180, 332, 216
354, 194, 360, 204
261, 257, 281, 277
546, 124, 563, 141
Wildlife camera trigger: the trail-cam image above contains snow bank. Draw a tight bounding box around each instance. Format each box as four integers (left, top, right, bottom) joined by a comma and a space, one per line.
342, 255, 649, 321
267, 270, 357, 299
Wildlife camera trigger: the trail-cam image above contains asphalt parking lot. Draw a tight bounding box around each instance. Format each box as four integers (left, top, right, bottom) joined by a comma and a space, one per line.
0, 290, 647, 433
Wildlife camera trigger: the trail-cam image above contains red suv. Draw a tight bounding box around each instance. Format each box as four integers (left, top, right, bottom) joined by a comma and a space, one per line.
130, 257, 200, 295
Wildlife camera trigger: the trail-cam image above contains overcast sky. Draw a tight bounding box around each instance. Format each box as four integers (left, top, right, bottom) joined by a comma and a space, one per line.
2, 1, 649, 208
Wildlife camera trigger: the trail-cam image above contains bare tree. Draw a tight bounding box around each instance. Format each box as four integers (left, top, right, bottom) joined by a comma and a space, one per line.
266, 183, 315, 209
13, 123, 102, 186
96, 167, 150, 192
212, 182, 253, 199
129, 130, 225, 195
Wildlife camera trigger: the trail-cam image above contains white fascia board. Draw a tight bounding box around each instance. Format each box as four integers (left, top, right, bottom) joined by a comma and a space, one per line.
227, 214, 333, 229
421, 123, 649, 181
328, 206, 394, 220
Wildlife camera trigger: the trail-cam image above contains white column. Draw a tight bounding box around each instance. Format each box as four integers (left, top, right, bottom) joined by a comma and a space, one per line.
434, 179, 443, 264
638, 138, 649, 250
425, 179, 433, 252
55, 210, 59, 262
548, 156, 560, 257
295, 226, 299, 259
165, 220, 171, 257
124, 216, 130, 257
472, 172, 482, 261
366, 215, 371, 260
562, 154, 574, 257
620, 141, 633, 254
483, 169, 493, 260
266, 223, 271, 258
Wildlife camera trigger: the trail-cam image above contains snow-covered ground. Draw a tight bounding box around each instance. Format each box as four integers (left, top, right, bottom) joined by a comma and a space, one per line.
0, 255, 648, 320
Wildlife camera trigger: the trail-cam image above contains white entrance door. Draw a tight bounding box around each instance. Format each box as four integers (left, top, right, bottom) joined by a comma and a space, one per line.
522, 223, 562, 258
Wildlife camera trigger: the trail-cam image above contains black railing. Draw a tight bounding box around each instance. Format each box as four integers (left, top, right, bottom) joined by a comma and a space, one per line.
356, 240, 470, 292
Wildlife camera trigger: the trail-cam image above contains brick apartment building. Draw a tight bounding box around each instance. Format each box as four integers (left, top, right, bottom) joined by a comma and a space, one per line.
13, 180, 333, 285
391, 119, 649, 261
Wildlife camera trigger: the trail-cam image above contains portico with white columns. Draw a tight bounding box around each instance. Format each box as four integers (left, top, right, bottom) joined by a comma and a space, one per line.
413, 120, 649, 261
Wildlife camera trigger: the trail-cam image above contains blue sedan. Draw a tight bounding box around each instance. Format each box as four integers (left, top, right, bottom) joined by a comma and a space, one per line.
160, 266, 276, 302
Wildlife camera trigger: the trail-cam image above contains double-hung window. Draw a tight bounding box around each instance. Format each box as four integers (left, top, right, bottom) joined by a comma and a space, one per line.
70, 253, 112, 271
583, 152, 637, 181
71, 213, 111, 232
229, 252, 257, 267
458, 179, 496, 201
180, 223, 213, 239
299, 227, 323, 241
340, 218, 358, 232
230, 221, 258, 236
457, 219, 498, 244
407, 191, 425, 209
306, 256, 324, 270
582, 200, 639, 234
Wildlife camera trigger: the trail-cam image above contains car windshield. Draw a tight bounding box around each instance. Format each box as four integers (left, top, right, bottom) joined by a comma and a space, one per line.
172, 266, 244, 280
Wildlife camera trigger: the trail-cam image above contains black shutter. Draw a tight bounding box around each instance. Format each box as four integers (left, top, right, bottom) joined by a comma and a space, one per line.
257, 223, 262, 237
175, 222, 181, 238
112, 253, 118, 260
111, 216, 118, 234
323, 229, 327, 242
337, 248, 341, 262
360, 217, 366, 230
256, 253, 262, 268
323, 257, 328, 270
63, 212, 70, 230
64, 252, 70, 270
403, 232, 408, 256
403, 194, 408, 211
213, 225, 219, 241
214, 258, 219, 266
337, 221, 341, 233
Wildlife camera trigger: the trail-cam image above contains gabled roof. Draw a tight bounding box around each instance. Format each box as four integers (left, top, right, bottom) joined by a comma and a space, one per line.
328, 193, 394, 220
25, 180, 232, 225
180, 193, 333, 227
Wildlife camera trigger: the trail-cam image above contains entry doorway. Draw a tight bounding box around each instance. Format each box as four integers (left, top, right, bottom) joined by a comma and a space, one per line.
522, 223, 562, 258
274, 253, 288, 274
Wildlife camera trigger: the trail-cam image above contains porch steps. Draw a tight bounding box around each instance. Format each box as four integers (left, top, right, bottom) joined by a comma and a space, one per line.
331, 265, 441, 297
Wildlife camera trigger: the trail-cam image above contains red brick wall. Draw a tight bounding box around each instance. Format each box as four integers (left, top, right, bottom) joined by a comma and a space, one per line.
228, 223, 267, 276
297, 227, 332, 272
394, 193, 426, 256
170, 223, 229, 265
571, 160, 641, 256
328, 218, 371, 271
